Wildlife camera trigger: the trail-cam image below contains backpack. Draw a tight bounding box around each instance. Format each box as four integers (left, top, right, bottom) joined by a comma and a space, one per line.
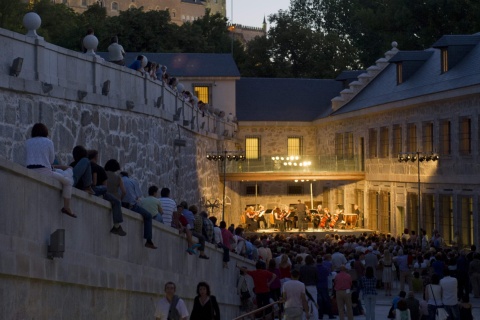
168, 295, 181, 320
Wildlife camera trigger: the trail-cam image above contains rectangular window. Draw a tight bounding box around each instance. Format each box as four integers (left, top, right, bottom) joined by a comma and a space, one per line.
245, 137, 260, 160
379, 127, 389, 158
288, 137, 303, 156
439, 195, 453, 243
193, 85, 211, 104
423, 194, 435, 236
345, 132, 353, 159
441, 48, 448, 73
287, 185, 303, 195
335, 133, 344, 159
407, 123, 417, 152
368, 191, 378, 230
368, 128, 377, 158
459, 117, 471, 155
378, 191, 391, 232
406, 192, 419, 232
422, 122, 434, 154
246, 185, 259, 195
392, 124, 402, 155
439, 120, 451, 155
460, 196, 473, 247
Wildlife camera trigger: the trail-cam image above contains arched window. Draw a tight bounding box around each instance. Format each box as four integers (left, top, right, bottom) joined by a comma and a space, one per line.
171, 9, 176, 18
111, 2, 118, 10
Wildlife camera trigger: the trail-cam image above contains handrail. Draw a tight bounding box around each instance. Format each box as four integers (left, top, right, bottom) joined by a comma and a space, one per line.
232, 300, 283, 320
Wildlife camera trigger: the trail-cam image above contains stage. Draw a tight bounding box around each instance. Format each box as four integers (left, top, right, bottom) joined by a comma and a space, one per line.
244, 227, 373, 238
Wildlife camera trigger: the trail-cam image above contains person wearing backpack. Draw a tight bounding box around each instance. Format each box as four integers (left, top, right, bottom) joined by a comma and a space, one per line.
154, 281, 189, 320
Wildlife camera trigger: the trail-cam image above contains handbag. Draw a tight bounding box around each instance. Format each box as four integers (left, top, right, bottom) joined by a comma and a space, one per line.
241, 290, 251, 300
429, 284, 450, 320
435, 308, 449, 320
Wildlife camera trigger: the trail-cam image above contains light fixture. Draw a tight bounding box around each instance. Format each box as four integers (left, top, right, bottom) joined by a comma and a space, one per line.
102, 80, 110, 96
10, 57, 23, 77
41, 82, 53, 94
419, 155, 426, 162
126, 100, 135, 110
207, 154, 212, 160
432, 154, 439, 161
47, 229, 65, 260
155, 95, 163, 108
410, 154, 417, 162
77, 90, 87, 101
173, 107, 183, 121
271, 157, 275, 161
426, 154, 432, 161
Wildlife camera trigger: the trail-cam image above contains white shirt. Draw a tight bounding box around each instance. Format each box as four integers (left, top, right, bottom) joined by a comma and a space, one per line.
25, 137, 54, 168
332, 252, 347, 269
154, 297, 189, 319
283, 279, 306, 309
107, 43, 125, 61
440, 276, 458, 306
213, 226, 223, 244
159, 197, 176, 226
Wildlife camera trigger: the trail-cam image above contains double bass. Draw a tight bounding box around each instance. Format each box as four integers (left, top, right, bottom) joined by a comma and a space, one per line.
320, 210, 331, 228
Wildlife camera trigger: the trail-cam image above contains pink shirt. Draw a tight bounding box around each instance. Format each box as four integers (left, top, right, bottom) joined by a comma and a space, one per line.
334, 271, 352, 290
220, 228, 234, 249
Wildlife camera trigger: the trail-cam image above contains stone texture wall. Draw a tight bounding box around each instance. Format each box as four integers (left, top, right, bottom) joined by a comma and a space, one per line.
0, 158, 253, 319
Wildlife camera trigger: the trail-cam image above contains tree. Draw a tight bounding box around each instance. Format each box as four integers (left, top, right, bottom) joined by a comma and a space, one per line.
0, 0, 26, 32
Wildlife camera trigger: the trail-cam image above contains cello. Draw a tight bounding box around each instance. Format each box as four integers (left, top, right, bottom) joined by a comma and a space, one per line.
320, 210, 330, 228
329, 213, 339, 228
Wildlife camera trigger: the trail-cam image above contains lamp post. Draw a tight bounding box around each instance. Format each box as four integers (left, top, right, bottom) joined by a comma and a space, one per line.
206, 150, 245, 222
398, 152, 439, 231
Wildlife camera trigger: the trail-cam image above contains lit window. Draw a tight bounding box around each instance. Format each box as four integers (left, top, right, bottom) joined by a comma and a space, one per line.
439, 120, 451, 155
193, 85, 211, 104
287, 137, 303, 156
459, 117, 471, 155
422, 122, 433, 154
245, 137, 260, 160
441, 48, 448, 73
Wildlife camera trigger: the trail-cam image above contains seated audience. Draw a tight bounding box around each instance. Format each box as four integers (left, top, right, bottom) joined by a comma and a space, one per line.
107, 36, 125, 66
140, 185, 163, 222
69, 145, 94, 194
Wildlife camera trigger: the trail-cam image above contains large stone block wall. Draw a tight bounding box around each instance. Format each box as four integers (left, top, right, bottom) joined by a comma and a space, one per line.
0, 157, 254, 319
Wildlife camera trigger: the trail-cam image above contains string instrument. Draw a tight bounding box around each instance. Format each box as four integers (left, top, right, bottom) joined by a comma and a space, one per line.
313, 214, 321, 228
329, 214, 339, 228
320, 213, 330, 228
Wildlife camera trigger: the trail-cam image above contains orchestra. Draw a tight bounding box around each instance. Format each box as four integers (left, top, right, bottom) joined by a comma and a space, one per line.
242, 204, 359, 232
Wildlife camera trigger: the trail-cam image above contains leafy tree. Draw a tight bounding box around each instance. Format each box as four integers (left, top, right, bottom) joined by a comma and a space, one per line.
0, 0, 26, 32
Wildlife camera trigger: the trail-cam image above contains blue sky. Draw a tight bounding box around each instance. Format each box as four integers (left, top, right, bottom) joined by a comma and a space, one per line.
225, 0, 291, 28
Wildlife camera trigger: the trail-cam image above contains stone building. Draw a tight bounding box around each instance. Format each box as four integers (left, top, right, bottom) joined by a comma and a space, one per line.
233, 35, 480, 246
49, 0, 226, 25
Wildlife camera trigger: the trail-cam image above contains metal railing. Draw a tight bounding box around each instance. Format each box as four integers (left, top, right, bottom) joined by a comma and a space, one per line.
232, 300, 283, 320
223, 155, 362, 174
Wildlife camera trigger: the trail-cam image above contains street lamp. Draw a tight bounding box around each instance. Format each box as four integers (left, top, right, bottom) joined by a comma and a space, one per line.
206, 150, 245, 222
398, 151, 439, 230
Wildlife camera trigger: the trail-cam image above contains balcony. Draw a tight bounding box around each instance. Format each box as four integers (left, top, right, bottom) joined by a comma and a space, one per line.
221, 155, 365, 181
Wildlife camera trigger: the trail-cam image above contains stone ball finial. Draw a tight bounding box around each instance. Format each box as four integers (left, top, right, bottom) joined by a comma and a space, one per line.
391, 41, 398, 48
23, 12, 43, 39
83, 34, 98, 56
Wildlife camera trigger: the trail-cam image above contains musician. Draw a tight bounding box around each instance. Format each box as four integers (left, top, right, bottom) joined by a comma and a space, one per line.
320, 208, 332, 230
257, 205, 267, 229
354, 204, 361, 228
296, 200, 307, 231
245, 206, 257, 231
274, 207, 285, 232
282, 206, 294, 231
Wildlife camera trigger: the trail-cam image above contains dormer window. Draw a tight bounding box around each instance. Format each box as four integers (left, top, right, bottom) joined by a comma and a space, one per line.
396, 63, 403, 84
441, 48, 448, 73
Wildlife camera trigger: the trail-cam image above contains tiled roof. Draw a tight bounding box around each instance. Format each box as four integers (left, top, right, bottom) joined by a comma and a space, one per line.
388, 51, 433, 62
236, 78, 343, 122
332, 36, 480, 115
97, 52, 241, 78
335, 71, 365, 81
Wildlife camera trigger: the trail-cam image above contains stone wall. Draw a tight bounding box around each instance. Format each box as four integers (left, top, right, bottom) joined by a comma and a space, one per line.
0, 157, 254, 319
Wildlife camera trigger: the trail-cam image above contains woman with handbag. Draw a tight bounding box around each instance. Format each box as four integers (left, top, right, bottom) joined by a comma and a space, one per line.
190, 282, 220, 320
424, 274, 443, 320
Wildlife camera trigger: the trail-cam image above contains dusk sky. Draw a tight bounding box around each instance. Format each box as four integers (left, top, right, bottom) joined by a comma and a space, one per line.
225, 0, 291, 29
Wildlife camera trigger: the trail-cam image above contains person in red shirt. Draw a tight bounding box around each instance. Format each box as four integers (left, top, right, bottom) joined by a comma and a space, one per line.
334, 265, 354, 320
238, 261, 277, 314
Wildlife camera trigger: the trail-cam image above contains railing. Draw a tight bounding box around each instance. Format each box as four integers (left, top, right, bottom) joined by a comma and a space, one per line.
232, 300, 283, 320
224, 155, 363, 174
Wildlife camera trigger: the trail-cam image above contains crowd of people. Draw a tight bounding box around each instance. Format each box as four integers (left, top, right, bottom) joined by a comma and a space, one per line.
24, 122, 478, 319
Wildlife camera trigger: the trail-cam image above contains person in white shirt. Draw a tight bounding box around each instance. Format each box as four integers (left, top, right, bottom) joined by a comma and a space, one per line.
283, 269, 310, 320
158, 187, 176, 227
154, 281, 189, 320
107, 36, 125, 66
440, 269, 460, 320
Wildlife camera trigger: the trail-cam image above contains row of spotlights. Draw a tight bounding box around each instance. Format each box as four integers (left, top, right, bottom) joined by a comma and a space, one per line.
283, 161, 312, 167
294, 179, 310, 182
397, 153, 439, 162
272, 156, 300, 161
206, 154, 245, 161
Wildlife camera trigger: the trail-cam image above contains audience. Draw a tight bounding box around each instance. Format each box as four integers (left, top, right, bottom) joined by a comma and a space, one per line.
140, 185, 163, 223
107, 36, 125, 66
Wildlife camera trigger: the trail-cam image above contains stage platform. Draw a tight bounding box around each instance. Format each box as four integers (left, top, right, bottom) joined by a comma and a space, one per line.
244, 227, 373, 238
